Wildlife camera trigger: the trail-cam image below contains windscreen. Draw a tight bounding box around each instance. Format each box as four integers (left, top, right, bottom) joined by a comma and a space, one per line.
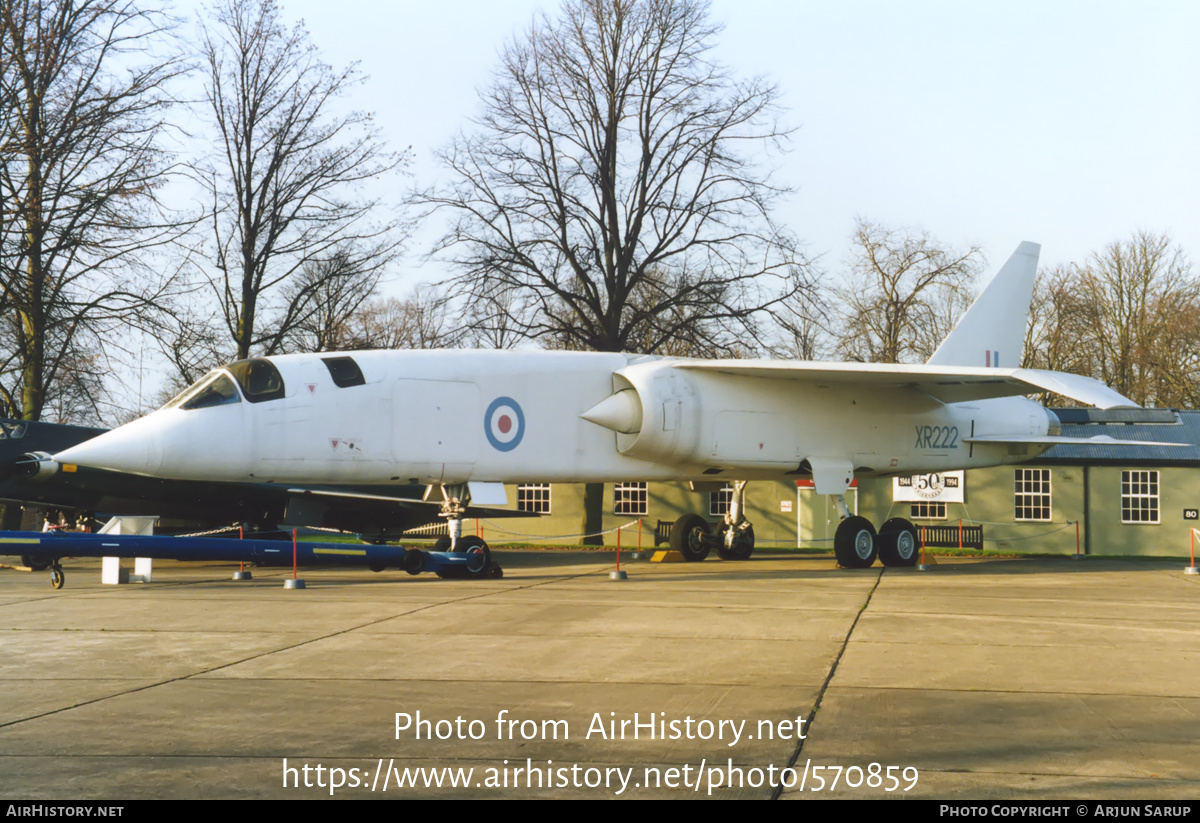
163, 371, 242, 411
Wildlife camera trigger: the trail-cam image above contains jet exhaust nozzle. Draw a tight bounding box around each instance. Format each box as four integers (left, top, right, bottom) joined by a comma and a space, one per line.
1044, 408, 1062, 437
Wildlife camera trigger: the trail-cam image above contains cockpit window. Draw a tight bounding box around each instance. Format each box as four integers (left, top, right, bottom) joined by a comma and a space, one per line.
0, 420, 27, 439
182, 374, 241, 410
166, 372, 242, 411
225, 358, 286, 403
322, 356, 365, 388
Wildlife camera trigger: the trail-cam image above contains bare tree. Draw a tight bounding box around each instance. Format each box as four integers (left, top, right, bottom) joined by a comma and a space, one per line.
278, 245, 385, 352
764, 263, 835, 361
1023, 264, 1095, 373
418, 0, 813, 357
154, 299, 230, 389
334, 285, 454, 351
1024, 231, 1198, 407
458, 282, 535, 350
0, 0, 184, 421
193, 0, 406, 361
835, 218, 981, 364
1079, 231, 1196, 406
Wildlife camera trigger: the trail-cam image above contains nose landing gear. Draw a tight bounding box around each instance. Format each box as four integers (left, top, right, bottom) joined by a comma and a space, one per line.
667, 480, 757, 562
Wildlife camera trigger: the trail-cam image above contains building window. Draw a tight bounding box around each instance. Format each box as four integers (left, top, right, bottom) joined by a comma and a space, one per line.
709, 483, 733, 516
1014, 468, 1052, 521
517, 483, 551, 514
910, 502, 946, 520
613, 482, 647, 515
1121, 470, 1160, 524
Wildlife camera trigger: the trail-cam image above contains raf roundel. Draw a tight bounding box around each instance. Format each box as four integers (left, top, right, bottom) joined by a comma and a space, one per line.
484, 397, 525, 452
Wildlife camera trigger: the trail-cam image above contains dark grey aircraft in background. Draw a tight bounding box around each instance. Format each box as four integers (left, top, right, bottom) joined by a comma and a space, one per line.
0, 418, 525, 539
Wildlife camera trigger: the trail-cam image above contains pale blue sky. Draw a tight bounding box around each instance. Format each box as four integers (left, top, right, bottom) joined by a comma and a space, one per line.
263, 0, 1198, 280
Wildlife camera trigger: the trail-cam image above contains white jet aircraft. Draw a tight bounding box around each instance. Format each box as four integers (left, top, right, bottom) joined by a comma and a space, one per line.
54, 242, 1168, 570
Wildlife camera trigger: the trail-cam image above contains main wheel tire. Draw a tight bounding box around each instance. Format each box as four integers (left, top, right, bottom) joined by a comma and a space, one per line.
878, 518, 919, 567
834, 516, 877, 568
716, 524, 755, 561
669, 514, 711, 562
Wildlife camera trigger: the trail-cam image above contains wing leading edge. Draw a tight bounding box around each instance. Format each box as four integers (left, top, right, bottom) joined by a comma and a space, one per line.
673, 361, 1140, 410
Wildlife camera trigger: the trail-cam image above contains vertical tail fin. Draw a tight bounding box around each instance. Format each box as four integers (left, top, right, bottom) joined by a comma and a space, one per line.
927, 241, 1040, 368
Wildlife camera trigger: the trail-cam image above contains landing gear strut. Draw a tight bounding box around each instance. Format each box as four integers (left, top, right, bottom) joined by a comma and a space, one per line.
431, 483, 502, 579
717, 480, 754, 560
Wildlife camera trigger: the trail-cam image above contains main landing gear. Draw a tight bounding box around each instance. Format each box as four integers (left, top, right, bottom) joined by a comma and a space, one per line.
668, 480, 756, 562
831, 497, 919, 569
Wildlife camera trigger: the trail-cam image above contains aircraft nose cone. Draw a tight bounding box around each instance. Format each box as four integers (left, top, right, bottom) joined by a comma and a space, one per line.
54, 420, 164, 476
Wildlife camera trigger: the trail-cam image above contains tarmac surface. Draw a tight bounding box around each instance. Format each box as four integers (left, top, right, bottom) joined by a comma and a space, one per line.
1, 549, 1198, 800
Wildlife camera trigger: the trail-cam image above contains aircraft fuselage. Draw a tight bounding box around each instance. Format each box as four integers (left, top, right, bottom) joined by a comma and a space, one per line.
57, 349, 1054, 493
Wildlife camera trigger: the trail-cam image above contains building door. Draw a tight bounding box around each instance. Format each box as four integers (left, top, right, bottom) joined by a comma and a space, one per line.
797, 479, 857, 549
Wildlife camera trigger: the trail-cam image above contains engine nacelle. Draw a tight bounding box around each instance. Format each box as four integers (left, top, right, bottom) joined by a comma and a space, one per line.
581, 362, 703, 464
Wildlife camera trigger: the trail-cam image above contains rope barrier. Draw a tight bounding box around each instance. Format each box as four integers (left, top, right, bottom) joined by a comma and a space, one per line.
477, 518, 643, 542
175, 524, 242, 538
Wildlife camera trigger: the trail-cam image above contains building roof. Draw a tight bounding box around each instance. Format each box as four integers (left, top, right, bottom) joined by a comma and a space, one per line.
1036, 408, 1200, 466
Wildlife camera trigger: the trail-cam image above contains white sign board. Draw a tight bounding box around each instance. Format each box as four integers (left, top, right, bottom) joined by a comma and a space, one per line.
893, 471, 964, 503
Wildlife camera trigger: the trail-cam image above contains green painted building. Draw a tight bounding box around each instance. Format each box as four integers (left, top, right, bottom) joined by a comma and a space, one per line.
470, 410, 1200, 559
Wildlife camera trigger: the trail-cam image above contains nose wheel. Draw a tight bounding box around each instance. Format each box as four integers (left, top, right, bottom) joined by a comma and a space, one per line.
717, 523, 755, 561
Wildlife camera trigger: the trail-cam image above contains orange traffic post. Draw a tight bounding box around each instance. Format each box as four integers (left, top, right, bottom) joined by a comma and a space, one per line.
233, 525, 252, 580
610, 522, 628, 581
916, 525, 930, 571
284, 528, 306, 589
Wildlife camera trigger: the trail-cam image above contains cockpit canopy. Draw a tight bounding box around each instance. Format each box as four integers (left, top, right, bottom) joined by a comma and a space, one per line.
163, 358, 286, 411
